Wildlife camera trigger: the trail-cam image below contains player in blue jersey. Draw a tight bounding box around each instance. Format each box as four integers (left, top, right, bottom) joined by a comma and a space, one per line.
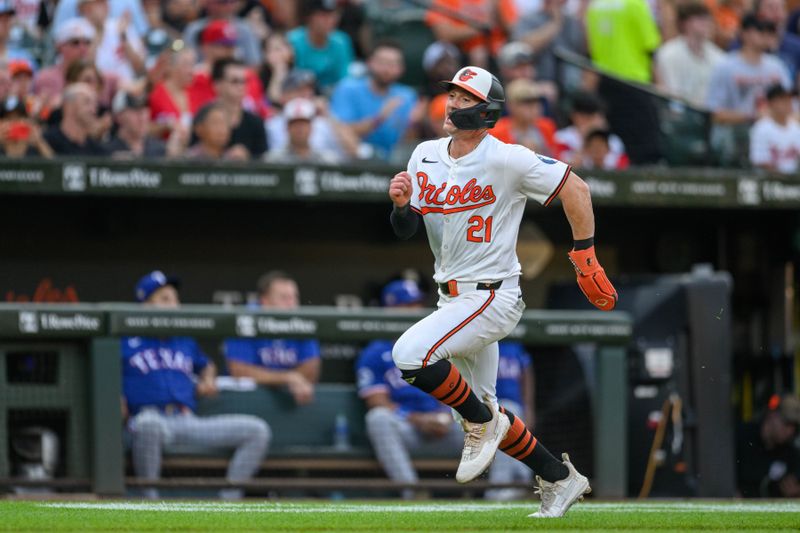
123, 271, 270, 499
224, 271, 321, 405
486, 341, 535, 500
356, 279, 464, 498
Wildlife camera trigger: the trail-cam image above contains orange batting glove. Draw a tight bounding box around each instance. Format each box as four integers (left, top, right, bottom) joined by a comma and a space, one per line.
568, 245, 617, 311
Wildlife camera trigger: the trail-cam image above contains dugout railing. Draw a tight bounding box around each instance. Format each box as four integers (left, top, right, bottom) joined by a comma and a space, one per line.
0, 303, 631, 498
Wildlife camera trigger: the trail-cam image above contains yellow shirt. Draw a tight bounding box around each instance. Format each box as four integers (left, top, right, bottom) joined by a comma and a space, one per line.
586, 0, 662, 83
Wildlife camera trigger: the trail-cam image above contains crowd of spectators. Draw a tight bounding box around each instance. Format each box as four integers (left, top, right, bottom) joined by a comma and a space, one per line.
0, 0, 797, 172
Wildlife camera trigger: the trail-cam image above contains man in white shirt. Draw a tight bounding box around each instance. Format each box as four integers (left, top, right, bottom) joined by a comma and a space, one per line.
655, 3, 725, 108
78, 0, 145, 85
749, 84, 800, 173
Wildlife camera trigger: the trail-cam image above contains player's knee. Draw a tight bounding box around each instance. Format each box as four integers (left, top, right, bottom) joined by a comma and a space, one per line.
365, 406, 395, 432
250, 418, 271, 447
392, 333, 428, 370
131, 413, 166, 441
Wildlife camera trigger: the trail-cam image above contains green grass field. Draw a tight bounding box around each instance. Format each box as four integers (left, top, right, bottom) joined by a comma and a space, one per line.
1, 500, 798, 532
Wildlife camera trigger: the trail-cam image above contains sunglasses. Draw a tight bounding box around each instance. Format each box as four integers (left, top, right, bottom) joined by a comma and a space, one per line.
66, 38, 92, 47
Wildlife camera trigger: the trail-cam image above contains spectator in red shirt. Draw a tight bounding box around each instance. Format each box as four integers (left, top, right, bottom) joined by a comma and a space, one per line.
491, 78, 559, 157
188, 19, 269, 118
148, 45, 198, 138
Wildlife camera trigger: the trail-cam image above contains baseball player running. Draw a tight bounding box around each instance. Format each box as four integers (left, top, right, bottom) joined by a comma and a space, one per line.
388, 66, 617, 518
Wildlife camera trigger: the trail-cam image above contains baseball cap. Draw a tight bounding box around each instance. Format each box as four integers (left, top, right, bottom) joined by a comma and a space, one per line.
284, 97, 316, 121
0, 0, 15, 15
135, 270, 180, 302
381, 280, 424, 307
422, 41, 460, 73
506, 78, 543, 103
282, 69, 317, 93
55, 17, 96, 45
306, 0, 338, 13
111, 90, 148, 114
441, 66, 495, 102
201, 19, 238, 46
497, 41, 535, 69
8, 59, 33, 77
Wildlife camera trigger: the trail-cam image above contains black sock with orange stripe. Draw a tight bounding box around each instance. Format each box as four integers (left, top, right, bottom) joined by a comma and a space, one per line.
499, 407, 568, 482
401, 360, 492, 423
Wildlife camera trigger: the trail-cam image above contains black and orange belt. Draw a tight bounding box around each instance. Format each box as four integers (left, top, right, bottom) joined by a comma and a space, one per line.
438, 277, 518, 297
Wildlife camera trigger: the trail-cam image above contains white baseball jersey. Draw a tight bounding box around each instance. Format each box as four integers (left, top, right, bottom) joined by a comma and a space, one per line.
749, 116, 800, 174
407, 134, 571, 284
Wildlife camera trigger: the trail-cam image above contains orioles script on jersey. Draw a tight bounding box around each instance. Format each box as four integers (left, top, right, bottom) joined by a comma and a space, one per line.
415, 171, 496, 214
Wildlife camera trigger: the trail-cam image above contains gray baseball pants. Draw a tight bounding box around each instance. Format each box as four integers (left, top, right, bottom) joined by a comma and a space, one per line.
129, 408, 270, 499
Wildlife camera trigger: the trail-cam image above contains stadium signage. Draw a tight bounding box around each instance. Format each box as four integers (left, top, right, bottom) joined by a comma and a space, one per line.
256, 316, 317, 335
761, 181, 800, 202
88, 167, 162, 189
319, 170, 390, 193
630, 180, 726, 197
18, 311, 102, 333
177, 172, 280, 188
544, 322, 632, 338
122, 315, 217, 330
336, 319, 415, 333
584, 177, 617, 198
293, 168, 391, 196
0, 169, 44, 184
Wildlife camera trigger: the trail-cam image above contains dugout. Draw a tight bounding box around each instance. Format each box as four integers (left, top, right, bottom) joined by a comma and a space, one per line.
0, 303, 632, 498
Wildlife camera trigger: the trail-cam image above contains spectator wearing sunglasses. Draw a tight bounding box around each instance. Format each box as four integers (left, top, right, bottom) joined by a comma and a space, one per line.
209, 58, 268, 159
34, 18, 96, 113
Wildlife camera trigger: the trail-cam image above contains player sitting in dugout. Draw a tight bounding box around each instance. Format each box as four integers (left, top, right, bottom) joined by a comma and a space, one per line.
122, 270, 270, 499
356, 279, 465, 499
223, 271, 321, 405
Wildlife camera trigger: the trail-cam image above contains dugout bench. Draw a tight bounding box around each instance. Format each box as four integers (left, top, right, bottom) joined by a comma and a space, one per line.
0, 303, 632, 497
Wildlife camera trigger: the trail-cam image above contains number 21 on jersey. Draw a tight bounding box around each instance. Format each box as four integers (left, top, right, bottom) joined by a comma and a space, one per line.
467, 215, 492, 243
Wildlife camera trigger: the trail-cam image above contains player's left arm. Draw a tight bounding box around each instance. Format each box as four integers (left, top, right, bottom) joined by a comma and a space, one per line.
559, 171, 618, 311
296, 357, 321, 384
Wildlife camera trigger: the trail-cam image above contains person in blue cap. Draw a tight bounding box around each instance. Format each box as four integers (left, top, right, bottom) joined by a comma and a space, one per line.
122, 270, 270, 499
355, 278, 464, 499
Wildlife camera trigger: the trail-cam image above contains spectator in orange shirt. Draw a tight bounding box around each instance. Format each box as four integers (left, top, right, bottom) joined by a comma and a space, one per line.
425, 0, 517, 68
707, 0, 754, 48
490, 78, 559, 157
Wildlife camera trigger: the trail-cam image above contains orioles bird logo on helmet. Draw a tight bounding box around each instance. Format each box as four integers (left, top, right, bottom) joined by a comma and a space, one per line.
458, 69, 478, 82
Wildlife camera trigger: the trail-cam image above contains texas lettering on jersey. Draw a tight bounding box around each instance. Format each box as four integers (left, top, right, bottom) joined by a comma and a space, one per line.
416, 171, 496, 214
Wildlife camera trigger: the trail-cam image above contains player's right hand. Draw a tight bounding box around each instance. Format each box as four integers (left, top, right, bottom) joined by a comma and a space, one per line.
389, 171, 413, 208
286, 371, 314, 405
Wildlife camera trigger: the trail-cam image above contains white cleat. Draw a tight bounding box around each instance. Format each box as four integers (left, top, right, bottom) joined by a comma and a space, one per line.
455, 400, 511, 483
528, 453, 591, 518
